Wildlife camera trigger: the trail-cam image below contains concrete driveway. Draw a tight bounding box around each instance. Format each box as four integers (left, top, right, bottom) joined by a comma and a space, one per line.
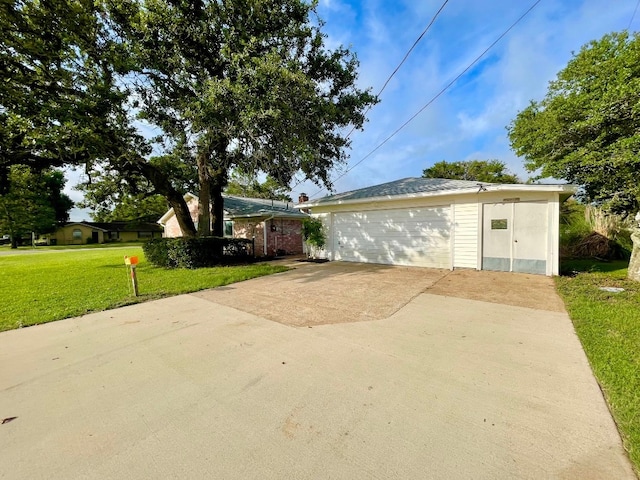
0, 262, 635, 479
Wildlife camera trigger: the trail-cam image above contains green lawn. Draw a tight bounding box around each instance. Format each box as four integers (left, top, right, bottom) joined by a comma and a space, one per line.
0, 247, 287, 332
556, 259, 640, 472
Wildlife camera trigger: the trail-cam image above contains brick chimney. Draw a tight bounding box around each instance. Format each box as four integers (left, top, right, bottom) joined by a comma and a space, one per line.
298, 193, 310, 213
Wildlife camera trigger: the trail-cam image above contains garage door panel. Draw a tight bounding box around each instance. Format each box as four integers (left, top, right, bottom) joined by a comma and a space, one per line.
333, 207, 451, 268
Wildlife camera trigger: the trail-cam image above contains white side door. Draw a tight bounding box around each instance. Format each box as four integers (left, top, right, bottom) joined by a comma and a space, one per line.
482, 202, 548, 275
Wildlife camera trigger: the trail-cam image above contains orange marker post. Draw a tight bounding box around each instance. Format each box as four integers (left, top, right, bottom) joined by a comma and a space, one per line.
124, 256, 139, 296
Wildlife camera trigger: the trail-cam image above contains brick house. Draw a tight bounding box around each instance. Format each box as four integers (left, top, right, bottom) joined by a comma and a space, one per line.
158, 193, 309, 257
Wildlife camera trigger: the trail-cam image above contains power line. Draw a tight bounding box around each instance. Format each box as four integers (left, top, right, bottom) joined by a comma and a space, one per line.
290, 0, 450, 195
308, 0, 542, 200
629, 0, 640, 30
342, 0, 451, 140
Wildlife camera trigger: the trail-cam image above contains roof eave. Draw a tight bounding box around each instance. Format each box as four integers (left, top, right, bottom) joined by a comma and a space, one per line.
298, 184, 578, 209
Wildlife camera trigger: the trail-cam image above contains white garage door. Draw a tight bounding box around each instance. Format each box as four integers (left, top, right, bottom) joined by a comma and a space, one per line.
333, 206, 451, 268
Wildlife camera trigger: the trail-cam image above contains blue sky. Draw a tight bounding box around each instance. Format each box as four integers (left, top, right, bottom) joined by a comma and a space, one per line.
67, 0, 640, 220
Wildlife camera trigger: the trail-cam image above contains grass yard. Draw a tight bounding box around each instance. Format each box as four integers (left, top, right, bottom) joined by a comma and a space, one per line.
556, 259, 640, 472
0, 247, 287, 332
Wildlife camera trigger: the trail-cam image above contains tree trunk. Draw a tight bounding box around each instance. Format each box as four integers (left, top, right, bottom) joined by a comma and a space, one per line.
10, 235, 17, 249
167, 190, 196, 238
137, 161, 196, 237
628, 228, 640, 281
210, 168, 227, 237
197, 152, 212, 236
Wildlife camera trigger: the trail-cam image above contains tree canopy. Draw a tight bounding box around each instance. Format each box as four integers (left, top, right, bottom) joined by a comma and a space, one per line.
508, 31, 640, 214
225, 171, 292, 202
2, 0, 376, 238
0, 0, 135, 184
0, 166, 73, 248
104, 0, 376, 236
422, 160, 520, 183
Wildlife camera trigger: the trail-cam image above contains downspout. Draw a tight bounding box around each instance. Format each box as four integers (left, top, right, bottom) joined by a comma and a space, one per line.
263, 214, 276, 256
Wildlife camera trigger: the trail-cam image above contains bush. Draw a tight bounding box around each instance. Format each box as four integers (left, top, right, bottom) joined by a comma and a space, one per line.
302, 217, 326, 258
560, 201, 633, 259
143, 237, 254, 268
143, 238, 171, 267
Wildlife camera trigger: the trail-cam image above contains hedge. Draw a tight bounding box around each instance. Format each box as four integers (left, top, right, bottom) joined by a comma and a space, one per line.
143, 237, 254, 269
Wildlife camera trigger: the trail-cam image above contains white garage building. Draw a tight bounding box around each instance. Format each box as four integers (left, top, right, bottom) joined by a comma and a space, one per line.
298, 178, 576, 276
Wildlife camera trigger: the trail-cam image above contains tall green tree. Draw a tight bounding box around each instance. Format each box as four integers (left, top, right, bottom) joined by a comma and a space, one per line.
422, 160, 520, 183
0, 166, 73, 248
1, 0, 192, 235
108, 0, 377, 237
0, 0, 131, 181
508, 31, 640, 214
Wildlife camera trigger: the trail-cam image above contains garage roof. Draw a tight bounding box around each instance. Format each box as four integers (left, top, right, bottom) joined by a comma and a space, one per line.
299, 177, 576, 208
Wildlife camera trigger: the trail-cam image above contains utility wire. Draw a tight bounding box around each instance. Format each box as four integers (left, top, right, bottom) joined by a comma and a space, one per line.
289, 0, 450, 195
308, 0, 542, 200
342, 0, 451, 140
629, 0, 640, 30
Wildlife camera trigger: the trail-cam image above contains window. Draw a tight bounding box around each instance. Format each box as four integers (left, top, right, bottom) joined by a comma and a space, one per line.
138, 231, 152, 238
72, 229, 82, 240
108, 231, 119, 240
224, 221, 233, 237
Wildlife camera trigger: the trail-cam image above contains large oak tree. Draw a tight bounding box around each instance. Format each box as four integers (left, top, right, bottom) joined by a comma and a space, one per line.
106, 0, 377, 237
3, 1, 375, 239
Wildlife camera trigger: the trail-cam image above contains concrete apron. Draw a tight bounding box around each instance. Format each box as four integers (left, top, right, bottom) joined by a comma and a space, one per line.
0, 267, 635, 479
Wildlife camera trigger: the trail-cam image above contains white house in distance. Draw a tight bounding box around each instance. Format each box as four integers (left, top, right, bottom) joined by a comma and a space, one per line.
297, 177, 576, 276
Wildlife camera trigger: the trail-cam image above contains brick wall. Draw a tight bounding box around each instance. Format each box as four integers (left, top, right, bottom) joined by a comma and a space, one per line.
234, 218, 303, 256
266, 218, 304, 256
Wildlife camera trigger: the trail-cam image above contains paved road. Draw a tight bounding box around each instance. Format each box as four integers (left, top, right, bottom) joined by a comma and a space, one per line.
0, 263, 635, 479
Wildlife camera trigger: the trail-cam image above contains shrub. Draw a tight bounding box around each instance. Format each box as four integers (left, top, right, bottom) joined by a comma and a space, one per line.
143, 238, 171, 267
143, 237, 254, 268
302, 217, 326, 258
560, 201, 633, 259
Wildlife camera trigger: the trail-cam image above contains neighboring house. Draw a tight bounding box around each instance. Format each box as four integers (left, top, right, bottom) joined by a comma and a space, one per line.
159, 193, 308, 257
297, 177, 577, 276
47, 221, 163, 245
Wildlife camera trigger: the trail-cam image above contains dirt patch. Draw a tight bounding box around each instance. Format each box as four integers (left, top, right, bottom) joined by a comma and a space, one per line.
427, 269, 567, 312
192, 262, 449, 326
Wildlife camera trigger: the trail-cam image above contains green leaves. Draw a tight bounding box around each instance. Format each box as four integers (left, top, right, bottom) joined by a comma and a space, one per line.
422, 160, 520, 183
509, 31, 640, 213
0, 166, 73, 242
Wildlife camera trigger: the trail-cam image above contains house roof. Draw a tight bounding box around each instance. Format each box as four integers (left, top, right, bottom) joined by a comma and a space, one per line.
298, 177, 577, 208
64, 221, 163, 232
222, 195, 308, 219
158, 193, 308, 225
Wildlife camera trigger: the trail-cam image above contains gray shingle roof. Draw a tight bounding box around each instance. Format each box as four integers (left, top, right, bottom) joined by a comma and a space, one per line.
312, 177, 492, 204
223, 195, 308, 219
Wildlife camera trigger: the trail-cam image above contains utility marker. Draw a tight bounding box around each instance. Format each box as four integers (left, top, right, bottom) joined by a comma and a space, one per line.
124, 256, 139, 296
